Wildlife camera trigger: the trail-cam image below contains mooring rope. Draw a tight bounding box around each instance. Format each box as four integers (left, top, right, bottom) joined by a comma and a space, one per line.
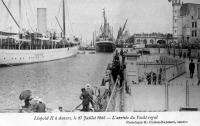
105, 78, 120, 112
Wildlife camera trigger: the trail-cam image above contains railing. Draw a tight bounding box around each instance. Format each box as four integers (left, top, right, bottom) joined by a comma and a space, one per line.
137, 55, 186, 84
165, 62, 186, 82
105, 78, 120, 112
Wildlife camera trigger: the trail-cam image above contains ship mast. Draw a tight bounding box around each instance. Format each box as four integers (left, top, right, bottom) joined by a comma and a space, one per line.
63, 0, 66, 39
103, 8, 106, 40
19, 0, 22, 32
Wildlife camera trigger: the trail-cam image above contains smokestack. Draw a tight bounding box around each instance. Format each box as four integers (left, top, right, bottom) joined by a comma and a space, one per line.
37, 8, 47, 34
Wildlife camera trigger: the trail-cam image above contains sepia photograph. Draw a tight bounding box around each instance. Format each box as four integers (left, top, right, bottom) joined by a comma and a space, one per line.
0, 0, 200, 116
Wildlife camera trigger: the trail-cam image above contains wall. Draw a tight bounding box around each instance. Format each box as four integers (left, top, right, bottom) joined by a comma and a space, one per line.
165, 61, 186, 81
147, 48, 200, 58
160, 56, 186, 81
137, 55, 186, 84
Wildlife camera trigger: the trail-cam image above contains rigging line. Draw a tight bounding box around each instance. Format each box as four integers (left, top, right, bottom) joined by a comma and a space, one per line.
3, 0, 11, 25
24, 0, 34, 32
27, 0, 36, 27
1, 0, 21, 30
56, 0, 62, 17
23, 0, 28, 30
2, 0, 12, 31
65, 0, 73, 34
55, 16, 63, 32
26, 12, 34, 32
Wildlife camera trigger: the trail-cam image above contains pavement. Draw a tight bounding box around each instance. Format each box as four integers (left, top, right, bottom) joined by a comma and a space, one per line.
124, 54, 200, 112
168, 55, 199, 85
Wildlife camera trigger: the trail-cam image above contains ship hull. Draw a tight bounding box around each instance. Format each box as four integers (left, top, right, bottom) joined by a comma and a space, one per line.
0, 46, 78, 65
95, 41, 115, 53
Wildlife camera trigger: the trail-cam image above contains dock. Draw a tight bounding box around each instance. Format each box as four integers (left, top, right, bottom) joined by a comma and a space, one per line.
101, 48, 200, 112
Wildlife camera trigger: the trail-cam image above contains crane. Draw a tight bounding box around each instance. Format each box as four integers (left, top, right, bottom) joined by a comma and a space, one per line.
116, 18, 128, 41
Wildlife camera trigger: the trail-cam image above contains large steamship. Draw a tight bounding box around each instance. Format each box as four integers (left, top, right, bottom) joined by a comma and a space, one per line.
0, 0, 79, 66
95, 9, 115, 53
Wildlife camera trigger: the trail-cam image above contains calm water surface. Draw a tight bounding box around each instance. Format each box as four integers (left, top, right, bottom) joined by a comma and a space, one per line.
0, 52, 113, 111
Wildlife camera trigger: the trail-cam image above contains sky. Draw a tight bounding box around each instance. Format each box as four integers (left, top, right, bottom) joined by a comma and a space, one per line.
0, 0, 200, 43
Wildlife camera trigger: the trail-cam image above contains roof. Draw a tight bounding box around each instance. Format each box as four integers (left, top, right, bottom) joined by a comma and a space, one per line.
180, 3, 200, 16
0, 31, 17, 36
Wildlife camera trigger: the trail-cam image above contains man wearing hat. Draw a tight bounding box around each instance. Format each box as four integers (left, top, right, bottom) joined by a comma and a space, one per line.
85, 84, 94, 108
80, 88, 90, 111
30, 97, 46, 112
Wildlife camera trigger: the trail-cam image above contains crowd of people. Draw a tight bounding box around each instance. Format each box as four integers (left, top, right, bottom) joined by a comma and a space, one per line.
144, 68, 163, 85
169, 48, 200, 60
79, 48, 127, 112
110, 49, 126, 87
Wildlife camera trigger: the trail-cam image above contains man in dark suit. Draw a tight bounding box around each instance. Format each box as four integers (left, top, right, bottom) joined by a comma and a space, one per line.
189, 59, 195, 78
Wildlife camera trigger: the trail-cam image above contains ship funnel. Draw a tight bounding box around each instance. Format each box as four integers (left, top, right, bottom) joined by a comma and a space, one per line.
37, 8, 47, 34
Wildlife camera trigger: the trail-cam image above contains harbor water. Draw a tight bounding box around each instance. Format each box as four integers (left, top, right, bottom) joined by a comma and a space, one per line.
0, 52, 113, 111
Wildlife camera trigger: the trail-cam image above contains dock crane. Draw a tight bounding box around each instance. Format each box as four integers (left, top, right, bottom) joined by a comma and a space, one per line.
116, 19, 128, 45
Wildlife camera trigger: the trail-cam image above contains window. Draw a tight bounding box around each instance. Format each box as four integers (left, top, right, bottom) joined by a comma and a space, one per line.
143, 39, 147, 44
192, 31, 194, 37
198, 8, 200, 19
192, 30, 197, 37
150, 39, 154, 44
192, 22, 197, 28
195, 22, 197, 27
175, 19, 177, 23
174, 30, 176, 33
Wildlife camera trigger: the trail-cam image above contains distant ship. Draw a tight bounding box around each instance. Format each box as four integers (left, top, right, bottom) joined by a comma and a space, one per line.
95, 9, 115, 53
0, 0, 79, 66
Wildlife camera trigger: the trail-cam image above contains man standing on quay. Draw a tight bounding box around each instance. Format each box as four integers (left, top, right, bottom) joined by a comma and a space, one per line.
189, 59, 195, 78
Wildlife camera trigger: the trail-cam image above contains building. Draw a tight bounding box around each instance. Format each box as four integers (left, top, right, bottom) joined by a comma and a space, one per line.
134, 33, 169, 45
170, 0, 200, 43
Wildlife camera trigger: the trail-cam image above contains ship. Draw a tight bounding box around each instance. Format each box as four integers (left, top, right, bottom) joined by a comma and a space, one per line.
0, 0, 79, 66
95, 9, 115, 53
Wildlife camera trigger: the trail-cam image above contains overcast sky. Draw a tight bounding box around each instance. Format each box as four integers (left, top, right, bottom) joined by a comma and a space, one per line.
0, 0, 200, 42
